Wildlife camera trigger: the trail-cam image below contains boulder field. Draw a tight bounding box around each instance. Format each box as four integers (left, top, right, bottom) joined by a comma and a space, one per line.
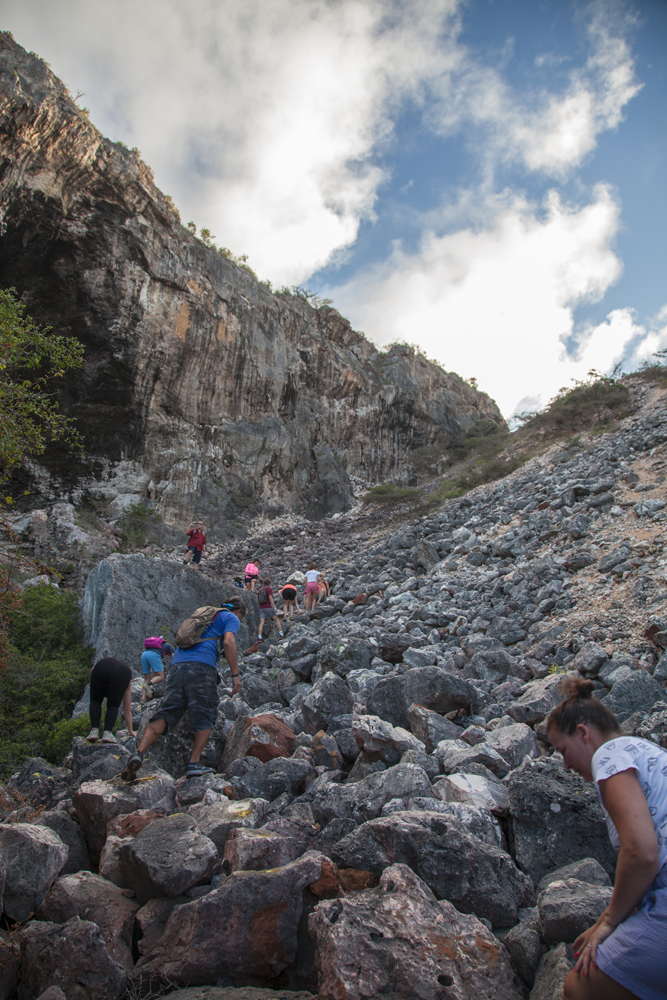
3, 389, 667, 998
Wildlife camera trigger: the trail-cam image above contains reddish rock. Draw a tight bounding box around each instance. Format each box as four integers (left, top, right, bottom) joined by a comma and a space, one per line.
107, 809, 162, 839
36, 871, 138, 973
307, 859, 342, 900
136, 852, 329, 985
335, 868, 378, 893
220, 714, 295, 770
310, 863, 523, 1000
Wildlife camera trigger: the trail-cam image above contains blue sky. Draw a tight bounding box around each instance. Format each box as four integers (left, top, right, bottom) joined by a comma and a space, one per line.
1, 0, 665, 416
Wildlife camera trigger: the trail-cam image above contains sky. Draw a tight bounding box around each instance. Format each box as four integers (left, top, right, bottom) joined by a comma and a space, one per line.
1, 0, 665, 417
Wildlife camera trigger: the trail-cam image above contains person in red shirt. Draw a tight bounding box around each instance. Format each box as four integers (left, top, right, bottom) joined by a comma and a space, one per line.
183, 520, 206, 569
257, 577, 284, 641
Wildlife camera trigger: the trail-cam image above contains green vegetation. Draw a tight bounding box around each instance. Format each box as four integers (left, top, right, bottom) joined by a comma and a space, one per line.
0, 584, 92, 778
0, 288, 83, 491
627, 351, 667, 387
116, 501, 162, 552
517, 369, 631, 437
361, 483, 423, 505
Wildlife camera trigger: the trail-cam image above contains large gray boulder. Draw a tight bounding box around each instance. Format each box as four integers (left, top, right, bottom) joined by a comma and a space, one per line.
82, 554, 257, 667
0, 824, 69, 922
118, 813, 219, 903
35, 811, 91, 875
537, 877, 612, 946
310, 863, 524, 1000
368, 667, 478, 729
72, 766, 176, 854
18, 917, 125, 1000
529, 942, 574, 1000
301, 673, 353, 734
601, 670, 667, 722
35, 871, 138, 973
507, 674, 572, 725
331, 810, 533, 927
507, 759, 616, 885
188, 798, 268, 854
135, 852, 329, 985
307, 762, 432, 827
484, 723, 539, 770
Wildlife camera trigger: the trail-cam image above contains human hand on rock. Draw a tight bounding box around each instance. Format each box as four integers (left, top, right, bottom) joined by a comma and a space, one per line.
231, 676, 241, 696
573, 914, 616, 976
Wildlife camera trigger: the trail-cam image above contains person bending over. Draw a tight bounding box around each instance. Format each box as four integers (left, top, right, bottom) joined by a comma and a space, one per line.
303, 562, 321, 612
546, 677, 667, 1000
183, 520, 206, 568
257, 577, 284, 641
280, 580, 299, 619
121, 597, 246, 781
244, 559, 259, 591
140, 637, 175, 702
88, 657, 136, 743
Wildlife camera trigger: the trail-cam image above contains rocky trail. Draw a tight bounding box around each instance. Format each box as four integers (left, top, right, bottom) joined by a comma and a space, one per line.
3, 383, 667, 1000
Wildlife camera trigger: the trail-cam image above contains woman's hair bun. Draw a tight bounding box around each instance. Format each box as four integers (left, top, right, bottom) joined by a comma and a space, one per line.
560, 676, 595, 700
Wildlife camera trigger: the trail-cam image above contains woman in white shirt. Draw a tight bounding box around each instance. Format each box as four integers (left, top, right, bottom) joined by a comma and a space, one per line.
547, 677, 667, 1000
303, 562, 321, 612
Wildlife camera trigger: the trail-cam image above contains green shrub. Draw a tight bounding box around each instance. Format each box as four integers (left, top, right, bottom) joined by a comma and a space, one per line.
8, 584, 83, 660
520, 371, 631, 437
361, 483, 423, 505
44, 715, 91, 766
0, 585, 92, 777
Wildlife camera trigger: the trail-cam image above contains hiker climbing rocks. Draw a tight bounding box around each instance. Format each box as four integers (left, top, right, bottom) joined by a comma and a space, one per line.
303, 562, 321, 611
280, 579, 300, 619
257, 577, 283, 641
183, 520, 206, 568
87, 656, 136, 743
316, 574, 330, 605
547, 677, 667, 1000
244, 559, 259, 591
140, 636, 175, 703
121, 596, 246, 781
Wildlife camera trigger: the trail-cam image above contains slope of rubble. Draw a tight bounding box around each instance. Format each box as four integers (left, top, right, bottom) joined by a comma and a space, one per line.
2, 385, 667, 1000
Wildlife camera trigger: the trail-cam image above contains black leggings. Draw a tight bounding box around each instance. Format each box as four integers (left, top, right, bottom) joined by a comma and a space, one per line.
89, 657, 132, 732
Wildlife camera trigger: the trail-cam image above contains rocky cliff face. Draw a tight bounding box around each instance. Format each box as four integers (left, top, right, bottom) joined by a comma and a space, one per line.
0, 34, 503, 536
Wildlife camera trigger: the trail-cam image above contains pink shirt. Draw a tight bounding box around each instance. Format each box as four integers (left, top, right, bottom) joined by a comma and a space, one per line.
245, 563, 259, 577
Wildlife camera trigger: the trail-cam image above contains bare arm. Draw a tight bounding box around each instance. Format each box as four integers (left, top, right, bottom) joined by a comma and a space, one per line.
574, 769, 659, 974
223, 632, 241, 696
122, 683, 135, 738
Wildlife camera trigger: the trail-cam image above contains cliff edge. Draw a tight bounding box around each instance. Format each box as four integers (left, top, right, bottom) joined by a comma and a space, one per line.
0, 33, 503, 534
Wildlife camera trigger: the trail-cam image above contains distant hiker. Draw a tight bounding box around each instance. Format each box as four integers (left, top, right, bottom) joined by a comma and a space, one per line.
88, 657, 136, 743
140, 636, 175, 702
547, 677, 667, 1000
316, 575, 330, 605
183, 520, 206, 568
122, 597, 246, 781
303, 562, 321, 611
244, 559, 259, 591
233, 576, 244, 589
257, 577, 284, 641
280, 580, 299, 619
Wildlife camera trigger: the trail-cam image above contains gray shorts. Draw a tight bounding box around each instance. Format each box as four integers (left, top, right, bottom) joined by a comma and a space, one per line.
259, 608, 276, 619
151, 661, 219, 732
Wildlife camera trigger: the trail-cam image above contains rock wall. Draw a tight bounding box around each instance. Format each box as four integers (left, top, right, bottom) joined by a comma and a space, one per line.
82, 555, 257, 665
0, 34, 503, 536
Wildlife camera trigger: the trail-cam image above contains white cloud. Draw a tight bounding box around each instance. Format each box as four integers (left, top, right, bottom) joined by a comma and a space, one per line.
326, 185, 634, 417
1, 0, 463, 285
0, 0, 641, 286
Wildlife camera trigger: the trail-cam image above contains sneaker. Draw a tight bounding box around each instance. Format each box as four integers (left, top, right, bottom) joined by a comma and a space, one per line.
279, 631, 284, 637
120, 750, 144, 781
86, 728, 100, 742
101, 731, 117, 743
186, 762, 215, 779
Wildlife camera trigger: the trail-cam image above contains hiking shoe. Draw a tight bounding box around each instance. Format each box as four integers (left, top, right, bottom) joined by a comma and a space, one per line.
186, 762, 215, 779
120, 750, 144, 781
101, 731, 117, 743
86, 728, 100, 742
279, 631, 284, 637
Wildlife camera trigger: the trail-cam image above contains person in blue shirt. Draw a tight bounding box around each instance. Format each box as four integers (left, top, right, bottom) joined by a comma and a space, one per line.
122, 597, 246, 780
140, 639, 175, 702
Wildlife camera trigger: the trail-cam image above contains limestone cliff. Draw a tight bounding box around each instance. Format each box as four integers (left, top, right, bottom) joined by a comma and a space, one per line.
0, 34, 504, 536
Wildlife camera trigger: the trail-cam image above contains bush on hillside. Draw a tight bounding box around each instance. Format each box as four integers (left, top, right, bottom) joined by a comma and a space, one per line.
0, 584, 92, 777
519, 370, 631, 437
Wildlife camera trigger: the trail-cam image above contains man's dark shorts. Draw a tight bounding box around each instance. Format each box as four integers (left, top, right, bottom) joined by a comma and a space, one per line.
188, 545, 202, 563
151, 662, 218, 732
